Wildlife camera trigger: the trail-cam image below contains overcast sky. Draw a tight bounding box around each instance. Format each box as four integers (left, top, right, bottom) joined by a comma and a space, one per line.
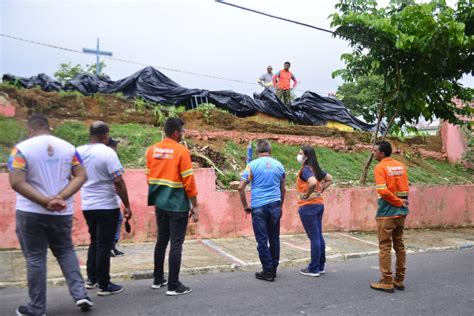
1, 0, 472, 97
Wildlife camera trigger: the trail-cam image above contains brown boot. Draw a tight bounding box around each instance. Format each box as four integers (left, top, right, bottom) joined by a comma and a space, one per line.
370, 280, 394, 293
393, 280, 405, 290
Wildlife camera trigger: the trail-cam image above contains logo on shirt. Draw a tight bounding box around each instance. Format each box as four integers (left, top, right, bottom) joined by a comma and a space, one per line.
387, 166, 404, 176
153, 147, 174, 159
47, 144, 54, 157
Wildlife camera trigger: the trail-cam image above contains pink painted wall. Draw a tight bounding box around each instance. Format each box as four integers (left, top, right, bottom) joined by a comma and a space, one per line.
0, 169, 473, 249
440, 122, 467, 163
0, 95, 16, 117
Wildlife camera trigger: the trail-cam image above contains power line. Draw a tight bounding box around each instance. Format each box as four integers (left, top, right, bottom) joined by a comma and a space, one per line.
214, 0, 417, 54
0, 33, 257, 86
1, 33, 327, 94
215, 0, 338, 36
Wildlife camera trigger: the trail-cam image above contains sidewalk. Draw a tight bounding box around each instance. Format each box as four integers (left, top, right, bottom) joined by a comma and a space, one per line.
1, 228, 473, 288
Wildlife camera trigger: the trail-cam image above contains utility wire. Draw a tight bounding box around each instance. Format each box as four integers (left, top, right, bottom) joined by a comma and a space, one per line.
215, 0, 419, 54
1, 33, 326, 94
215, 0, 338, 36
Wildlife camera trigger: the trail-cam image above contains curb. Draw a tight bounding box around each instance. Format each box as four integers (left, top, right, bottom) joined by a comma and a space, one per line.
1, 244, 472, 289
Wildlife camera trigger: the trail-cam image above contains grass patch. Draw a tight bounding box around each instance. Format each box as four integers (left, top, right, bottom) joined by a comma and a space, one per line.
53, 121, 162, 168
220, 141, 473, 187
0, 117, 27, 164
52, 120, 89, 146
2, 120, 472, 187
109, 123, 162, 168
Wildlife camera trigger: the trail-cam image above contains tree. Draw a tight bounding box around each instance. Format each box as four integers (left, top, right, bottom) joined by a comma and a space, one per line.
54, 63, 85, 84
336, 75, 384, 122
54, 61, 107, 84
330, 0, 474, 183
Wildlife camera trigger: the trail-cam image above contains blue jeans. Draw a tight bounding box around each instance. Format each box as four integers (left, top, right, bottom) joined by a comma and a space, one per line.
114, 211, 123, 243
299, 204, 326, 273
251, 201, 281, 272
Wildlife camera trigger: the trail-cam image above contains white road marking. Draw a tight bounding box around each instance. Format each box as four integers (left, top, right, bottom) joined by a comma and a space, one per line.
336, 233, 379, 247
200, 239, 247, 266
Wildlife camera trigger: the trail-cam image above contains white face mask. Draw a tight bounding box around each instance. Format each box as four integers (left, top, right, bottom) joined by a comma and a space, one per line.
297, 154, 305, 164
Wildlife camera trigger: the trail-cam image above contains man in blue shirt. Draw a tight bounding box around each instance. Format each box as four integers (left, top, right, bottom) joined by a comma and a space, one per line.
238, 139, 286, 282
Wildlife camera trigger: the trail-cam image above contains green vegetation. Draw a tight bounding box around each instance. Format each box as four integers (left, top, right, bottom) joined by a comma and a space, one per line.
220, 141, 473, 187
0, 80, 22, 90
108, 123, 162, 167
331, 0, 473, 183
52, 121, 162, 168
1, 120, 472, 186
0, 117, 27, 164
54, 61, 108, 84
57, 90, 84, 98
191, 103, 229, 124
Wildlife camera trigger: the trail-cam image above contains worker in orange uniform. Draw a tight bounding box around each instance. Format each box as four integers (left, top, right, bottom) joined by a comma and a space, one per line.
146, 118, 199, 296
370, 141, 409, 293
273, 61, 298, 106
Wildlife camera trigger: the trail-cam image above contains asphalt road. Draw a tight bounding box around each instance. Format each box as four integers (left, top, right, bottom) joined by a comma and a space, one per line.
1, 249, 473, 316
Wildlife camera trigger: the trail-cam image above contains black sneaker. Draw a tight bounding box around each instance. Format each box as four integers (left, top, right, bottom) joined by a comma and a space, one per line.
166, 282, 192, 296
76, 296, 94, 311
85, 279, 97, 289
112, 247, 125, 257
271, 266, 278, 278
151, 279, 168, 289
255, 271, 275, 282
97, 283, 124, 296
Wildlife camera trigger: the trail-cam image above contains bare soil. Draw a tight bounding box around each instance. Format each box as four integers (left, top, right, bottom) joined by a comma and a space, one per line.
1, 86, 443, 157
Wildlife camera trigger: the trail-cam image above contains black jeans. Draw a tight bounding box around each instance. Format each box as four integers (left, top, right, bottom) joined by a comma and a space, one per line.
153, 208, 189, 291
83, 209, 119, 289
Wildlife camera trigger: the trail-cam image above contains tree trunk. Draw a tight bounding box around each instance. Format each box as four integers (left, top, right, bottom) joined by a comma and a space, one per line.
359, 64, 400, 184
359, 104, 385, 184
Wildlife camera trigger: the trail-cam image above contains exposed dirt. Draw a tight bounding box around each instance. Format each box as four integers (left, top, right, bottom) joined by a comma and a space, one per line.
0, 86, 157, 127
1, 86, 444, 159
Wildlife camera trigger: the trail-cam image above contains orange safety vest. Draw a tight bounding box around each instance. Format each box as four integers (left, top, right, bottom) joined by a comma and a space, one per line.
296, 167, 324, 206
146, 138, 197, 211
275, 70, 295, 90
374, 157, 409, 208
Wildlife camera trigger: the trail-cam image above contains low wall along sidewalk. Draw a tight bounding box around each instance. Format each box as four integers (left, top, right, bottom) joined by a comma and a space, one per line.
0, 168, 472, 249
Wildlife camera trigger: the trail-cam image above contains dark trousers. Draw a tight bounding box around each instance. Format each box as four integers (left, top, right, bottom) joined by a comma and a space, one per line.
83, 209, 119, 289
16, 211, 87, 316
153, 208, 189, 291
251, 201, 281, 272
299, 204, 326, 273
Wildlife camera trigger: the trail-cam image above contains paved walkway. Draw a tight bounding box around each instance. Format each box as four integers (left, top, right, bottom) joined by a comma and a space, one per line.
1, 228, 473, 287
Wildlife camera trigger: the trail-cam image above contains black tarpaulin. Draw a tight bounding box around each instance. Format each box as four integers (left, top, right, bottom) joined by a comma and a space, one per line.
2, 66, 379, 132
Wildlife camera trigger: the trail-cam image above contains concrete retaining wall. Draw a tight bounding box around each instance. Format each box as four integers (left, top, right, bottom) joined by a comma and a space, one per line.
0, 169, 472, 249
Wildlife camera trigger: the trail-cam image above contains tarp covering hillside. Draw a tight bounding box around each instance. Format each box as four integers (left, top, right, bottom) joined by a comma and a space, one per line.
3, 67, 379, 132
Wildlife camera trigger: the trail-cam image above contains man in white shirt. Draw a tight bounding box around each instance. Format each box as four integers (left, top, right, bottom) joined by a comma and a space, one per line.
77, 121, 132, 296
9, 114, 93, 316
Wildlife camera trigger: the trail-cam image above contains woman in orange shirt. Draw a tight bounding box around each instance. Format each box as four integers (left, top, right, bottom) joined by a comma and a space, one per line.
296, 146, 333, 277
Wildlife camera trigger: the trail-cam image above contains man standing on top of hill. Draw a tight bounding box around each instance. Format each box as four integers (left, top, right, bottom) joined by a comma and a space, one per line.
273, 61, 298, 106
370, 141, 409, 294
257, 65, 276, 93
